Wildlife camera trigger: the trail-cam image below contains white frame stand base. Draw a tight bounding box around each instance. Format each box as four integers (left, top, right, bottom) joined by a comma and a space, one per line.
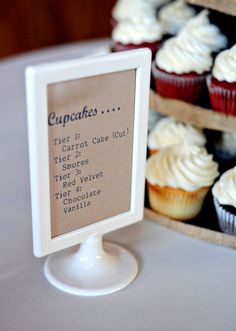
44, 234, 138, 296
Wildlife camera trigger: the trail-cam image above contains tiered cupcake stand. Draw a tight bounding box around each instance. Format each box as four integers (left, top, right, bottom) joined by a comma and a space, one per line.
187, 0, 236, 16
145, 0, 236, 249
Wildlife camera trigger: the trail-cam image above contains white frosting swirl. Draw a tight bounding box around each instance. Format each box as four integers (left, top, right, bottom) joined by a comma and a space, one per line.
148, 117, 206, 150
212, 45, 236, 83
155, 36, 212, 74
112, 0, 154, 22
155, 10, 228, 74
159, 0, 196, 35
212, 167, 236, 207
112, 20, 163, 44
180, 10, 227, 53
215, 131, 236, 156
146, 143, 219, 191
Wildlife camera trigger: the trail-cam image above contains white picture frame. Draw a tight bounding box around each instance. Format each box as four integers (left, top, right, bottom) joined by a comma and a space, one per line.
26, 49, 151, 257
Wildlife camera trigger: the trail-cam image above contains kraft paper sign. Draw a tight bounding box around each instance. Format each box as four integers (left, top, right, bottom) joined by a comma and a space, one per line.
48, 70, 135, 237
26, 49, 151, 257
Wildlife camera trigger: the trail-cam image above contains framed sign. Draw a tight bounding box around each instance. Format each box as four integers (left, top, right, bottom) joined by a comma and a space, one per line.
26, 49, 151, 262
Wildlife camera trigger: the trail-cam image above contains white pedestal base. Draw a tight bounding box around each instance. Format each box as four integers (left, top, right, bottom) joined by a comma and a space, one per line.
44, 234, 138, 296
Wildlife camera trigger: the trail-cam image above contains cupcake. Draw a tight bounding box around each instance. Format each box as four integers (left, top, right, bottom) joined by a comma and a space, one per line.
111, 0, 154, 27
213, 131, 236, 173
207, 45, 236, 116
112, 18, 163, 59
179, 10, 227, 55
147, 116, 206, 155
212, 167, 236, 235
153, 35, 212, 102
158, 0, 196, 37
146, 143, 219, 220
152, 10, 227, 102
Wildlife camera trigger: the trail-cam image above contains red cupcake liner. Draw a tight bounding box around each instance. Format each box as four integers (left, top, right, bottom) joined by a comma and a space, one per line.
152, 63, 207, 103
112, 41, 161, 59
207, 76, 236, 116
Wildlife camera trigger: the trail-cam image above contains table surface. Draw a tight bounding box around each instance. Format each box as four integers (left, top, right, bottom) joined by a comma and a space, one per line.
1, 39, 236, 331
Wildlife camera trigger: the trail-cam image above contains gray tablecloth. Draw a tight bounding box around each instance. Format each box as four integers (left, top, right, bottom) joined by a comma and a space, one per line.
1, 40, 236, 331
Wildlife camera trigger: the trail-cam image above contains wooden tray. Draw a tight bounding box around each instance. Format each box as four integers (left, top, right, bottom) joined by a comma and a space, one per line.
145, 208, 236, 249
187, 0, 236, 16
149, 90, 236, 133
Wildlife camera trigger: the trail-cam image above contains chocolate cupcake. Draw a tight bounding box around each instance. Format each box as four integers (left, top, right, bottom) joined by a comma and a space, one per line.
212, 167, 236, 235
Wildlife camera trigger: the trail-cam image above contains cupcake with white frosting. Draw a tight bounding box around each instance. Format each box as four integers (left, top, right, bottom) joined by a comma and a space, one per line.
159, 0, 196, 36
111, 0, 155, 27
207, 45, 236, 116
152, 10, 227, 102
212, 167, 236, 235
179, 10, 227, 54
146, 143, 219, 220
112, 17, 163, 58
111, 0, 169, 25
152, 34, 212, 102
148, 116, 206, 155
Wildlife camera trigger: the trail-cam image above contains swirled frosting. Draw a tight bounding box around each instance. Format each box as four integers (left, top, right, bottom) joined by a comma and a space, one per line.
148, 117, 206, 150
146, 143, 219, 191
112, 0, 154, 22
112, 20, 163, 44
155, 9, 228, 74
212, 45, 236, 82
159, 0, 196, 35
212, 167, 236, 207
180, 10, 227, 53
155, 36, 212, 74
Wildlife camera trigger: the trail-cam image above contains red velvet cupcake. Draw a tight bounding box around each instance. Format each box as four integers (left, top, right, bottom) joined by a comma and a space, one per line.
152, 10, 229, 103
207, 45, 236, 116
152, 64, 208, 102
152, 36, 212, 103
111, 0, 155, 29
113, 41, 161, 59
208, 78, 236, 115
112, 20, 163, 60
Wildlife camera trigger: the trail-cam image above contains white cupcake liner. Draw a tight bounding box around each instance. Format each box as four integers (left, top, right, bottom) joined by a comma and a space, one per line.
213, 197, 236, 236
148, 183, 208, 221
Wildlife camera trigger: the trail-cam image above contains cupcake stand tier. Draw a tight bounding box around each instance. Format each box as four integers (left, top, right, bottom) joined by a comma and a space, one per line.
146, 0, 236, 249
147, 90, 236, 250
144, 208, 236, 250
149, 90, 236, 134
187, 0, 236, 16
